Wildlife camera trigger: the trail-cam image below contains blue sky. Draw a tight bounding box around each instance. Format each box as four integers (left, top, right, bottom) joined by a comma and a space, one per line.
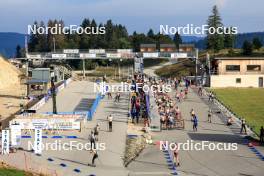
0, 0, 263, 35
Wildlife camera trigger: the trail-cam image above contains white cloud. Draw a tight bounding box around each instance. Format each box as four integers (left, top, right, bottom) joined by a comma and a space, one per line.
216, 0, 227, 8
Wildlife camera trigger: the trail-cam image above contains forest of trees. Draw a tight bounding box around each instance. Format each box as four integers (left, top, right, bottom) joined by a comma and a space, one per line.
22, 5, 262, 59
27, 19, 179, 53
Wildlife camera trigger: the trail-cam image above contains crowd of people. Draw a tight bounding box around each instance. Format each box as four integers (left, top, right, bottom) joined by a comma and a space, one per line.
130, 75, 149, 126
148, 77, 191, 130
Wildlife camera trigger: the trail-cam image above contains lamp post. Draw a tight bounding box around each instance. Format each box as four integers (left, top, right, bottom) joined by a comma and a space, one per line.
195, 49, 199, 85
53, 37, 56, 52
82, 59, 86, 79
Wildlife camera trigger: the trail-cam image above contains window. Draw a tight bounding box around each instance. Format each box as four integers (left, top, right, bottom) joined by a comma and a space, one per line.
236, 78, 241, 83
247, 65, 261, 71
226, 65, 240, 72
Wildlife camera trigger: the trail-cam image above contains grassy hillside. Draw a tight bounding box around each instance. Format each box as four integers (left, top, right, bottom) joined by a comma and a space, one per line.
155, 59, 195, 78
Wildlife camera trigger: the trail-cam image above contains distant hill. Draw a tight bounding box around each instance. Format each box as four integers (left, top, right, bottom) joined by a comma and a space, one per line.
0, 32, 25, 58
235, 32, 264, 48
185, 32, 264, 50
181, 36, 204, 43
0, 32, 263, 57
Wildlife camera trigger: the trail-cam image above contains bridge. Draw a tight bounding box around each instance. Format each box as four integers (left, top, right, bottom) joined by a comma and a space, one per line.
17, 49, 197, 60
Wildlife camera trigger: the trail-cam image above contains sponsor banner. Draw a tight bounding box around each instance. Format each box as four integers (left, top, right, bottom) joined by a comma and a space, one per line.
106, 53, 121, 58
143, 52, 159, 58
26, 54, 41, 59
63, 49, 79, 54
80, 53, 96, 58
10, 124, 21, 146
10, 114, 84, 130
10, 119, 80, 130
120, 53, 134, 58
1, 130, 10, 155
34, 128, 42, 154
117, 49, 132, 53
89, 49, 105, 54
171, 53, 188, 58
51, 54, 67, 59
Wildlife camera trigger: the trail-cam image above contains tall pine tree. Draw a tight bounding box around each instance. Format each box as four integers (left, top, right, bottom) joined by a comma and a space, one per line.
206, 5, 224, 52
252, 37, 262, 50
173, 32, 182, 50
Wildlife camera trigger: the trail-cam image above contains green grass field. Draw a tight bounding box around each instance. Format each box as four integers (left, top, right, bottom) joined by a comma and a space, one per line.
211, 88, 264, 135
0, 168, 29, 176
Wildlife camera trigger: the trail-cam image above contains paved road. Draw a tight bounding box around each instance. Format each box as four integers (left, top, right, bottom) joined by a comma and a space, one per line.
2, 81, 130, 176
128, 64, 264, 176
129, 86, 264, 176
38, 81, 96, 113
2, 75, 264, 176
143, 62, 171, 77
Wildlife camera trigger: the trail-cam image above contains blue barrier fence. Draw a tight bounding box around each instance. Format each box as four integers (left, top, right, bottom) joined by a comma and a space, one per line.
42, 93, 102, 121
87, 94, 102, 120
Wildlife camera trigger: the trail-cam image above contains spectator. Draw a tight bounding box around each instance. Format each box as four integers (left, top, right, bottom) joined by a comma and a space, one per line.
191, 115, 198, 132
91, 149, 98, 167
107, 114, 113, 132
173, 143, 180, 167
89, 131, 96, 150
260, 126, 264, 144
227, 116, 233, 126
94, 124, 100, 141
208, 109, 212, 123
240, 118, 247, 134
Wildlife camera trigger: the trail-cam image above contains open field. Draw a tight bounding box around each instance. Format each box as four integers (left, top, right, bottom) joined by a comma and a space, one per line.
211, 88, 264, 134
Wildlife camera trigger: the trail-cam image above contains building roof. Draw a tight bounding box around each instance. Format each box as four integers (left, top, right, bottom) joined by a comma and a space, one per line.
160, 44, 176, 48
215, 57, 264, 60
33, 68, 50, 71
140, 44, 156, 48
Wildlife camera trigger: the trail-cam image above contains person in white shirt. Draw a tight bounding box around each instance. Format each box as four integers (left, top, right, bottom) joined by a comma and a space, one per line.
107, 114, 113, 132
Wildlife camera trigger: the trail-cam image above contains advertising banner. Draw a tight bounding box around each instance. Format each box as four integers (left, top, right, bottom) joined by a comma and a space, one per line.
10, 114, 84, 130
80, 53, 96, 58
26, 54, 42, 59
10, 124, 21, 146
117, 49, 132, 53
1, 130, 10, 155
51, 54, 67, 59
143, 52, 159, 58
106, 53, 121, 58
34, 128, 42, 154
63, 49, 79, 54
89, 49, 105, 54
171, 53, 188, 58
